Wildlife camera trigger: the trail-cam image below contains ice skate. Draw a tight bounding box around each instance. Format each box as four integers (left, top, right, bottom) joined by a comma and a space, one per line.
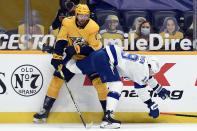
100, 110, 121, 129
33, 108, 49, 123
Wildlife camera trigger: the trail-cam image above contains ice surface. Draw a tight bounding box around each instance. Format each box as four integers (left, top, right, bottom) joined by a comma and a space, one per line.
0, 123, 196, 131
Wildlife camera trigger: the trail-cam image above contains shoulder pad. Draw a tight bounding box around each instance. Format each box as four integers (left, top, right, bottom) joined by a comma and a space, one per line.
62, 16, 75, 26
86, 19, 99, 34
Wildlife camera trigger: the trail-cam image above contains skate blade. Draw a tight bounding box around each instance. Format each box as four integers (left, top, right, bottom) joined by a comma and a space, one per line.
100, 122, 121, 129
33, 118, 46, 124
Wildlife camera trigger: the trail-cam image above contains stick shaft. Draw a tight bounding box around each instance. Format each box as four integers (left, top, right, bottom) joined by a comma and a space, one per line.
65, 82, 86, 127
58, 66, 87, 128
160, 112, 197, 118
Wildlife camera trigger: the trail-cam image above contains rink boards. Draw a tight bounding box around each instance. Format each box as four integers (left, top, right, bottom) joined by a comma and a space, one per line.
0, 51, 197, 123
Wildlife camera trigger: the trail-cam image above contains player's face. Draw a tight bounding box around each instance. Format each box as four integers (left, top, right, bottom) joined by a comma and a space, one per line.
167, 20, 175, 34
108, 20, 118, 31
76, 14, 89, 26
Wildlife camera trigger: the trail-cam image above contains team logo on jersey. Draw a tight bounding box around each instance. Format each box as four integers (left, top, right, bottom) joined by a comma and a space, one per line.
69, 37, 87, 45
11, 64, 43, 97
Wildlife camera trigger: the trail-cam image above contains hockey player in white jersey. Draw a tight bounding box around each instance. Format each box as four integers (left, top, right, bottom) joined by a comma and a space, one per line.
65, 45, 170, 129
118, 52, 169, 101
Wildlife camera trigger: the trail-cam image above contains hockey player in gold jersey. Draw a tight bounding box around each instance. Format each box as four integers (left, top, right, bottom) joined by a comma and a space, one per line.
33, 4, 109, 123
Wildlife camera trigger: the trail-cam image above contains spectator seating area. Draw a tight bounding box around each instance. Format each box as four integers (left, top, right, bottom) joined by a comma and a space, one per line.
93, 9, 193, 33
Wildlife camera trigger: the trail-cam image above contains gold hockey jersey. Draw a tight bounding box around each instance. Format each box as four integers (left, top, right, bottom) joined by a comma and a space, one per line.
56, 16, 100, 60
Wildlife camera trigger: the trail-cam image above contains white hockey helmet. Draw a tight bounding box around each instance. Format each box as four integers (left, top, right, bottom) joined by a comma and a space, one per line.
147, 56, 161, 75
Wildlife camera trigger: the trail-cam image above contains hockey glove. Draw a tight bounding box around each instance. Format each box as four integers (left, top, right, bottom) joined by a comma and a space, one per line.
51, 54, 63, 70
153, 84, 170, 100
65, 45, 79, 59
65, 44, 94, 58
53, 40, 68, 56
79, 44, 94, 56
148, 101, 159, 119
158, 88, 170, 100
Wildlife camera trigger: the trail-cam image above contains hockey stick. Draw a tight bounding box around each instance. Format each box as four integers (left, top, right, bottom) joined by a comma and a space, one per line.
160, 112, 197, 118
58, 66, 88, 128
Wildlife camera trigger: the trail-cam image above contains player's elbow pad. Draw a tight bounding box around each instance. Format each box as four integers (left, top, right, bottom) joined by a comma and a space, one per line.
54, 40, 68, 56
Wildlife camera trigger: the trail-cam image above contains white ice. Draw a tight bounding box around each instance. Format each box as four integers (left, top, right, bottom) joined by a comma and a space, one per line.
0, 123, 197, 131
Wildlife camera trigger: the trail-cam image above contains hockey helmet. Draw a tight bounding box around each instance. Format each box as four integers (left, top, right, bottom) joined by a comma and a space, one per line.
147, 56, 161, 75
75, 4, 90, 15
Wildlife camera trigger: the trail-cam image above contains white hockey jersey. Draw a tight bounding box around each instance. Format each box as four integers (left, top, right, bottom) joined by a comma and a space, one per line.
105, 45, 160, 86
117, 52, 149, 86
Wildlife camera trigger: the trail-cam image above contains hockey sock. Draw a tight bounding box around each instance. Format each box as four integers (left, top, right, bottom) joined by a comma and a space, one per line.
47, 76, 64, 98
106, 91, 121, 112
92, 77, 109, 100
106, 81, 123, 112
